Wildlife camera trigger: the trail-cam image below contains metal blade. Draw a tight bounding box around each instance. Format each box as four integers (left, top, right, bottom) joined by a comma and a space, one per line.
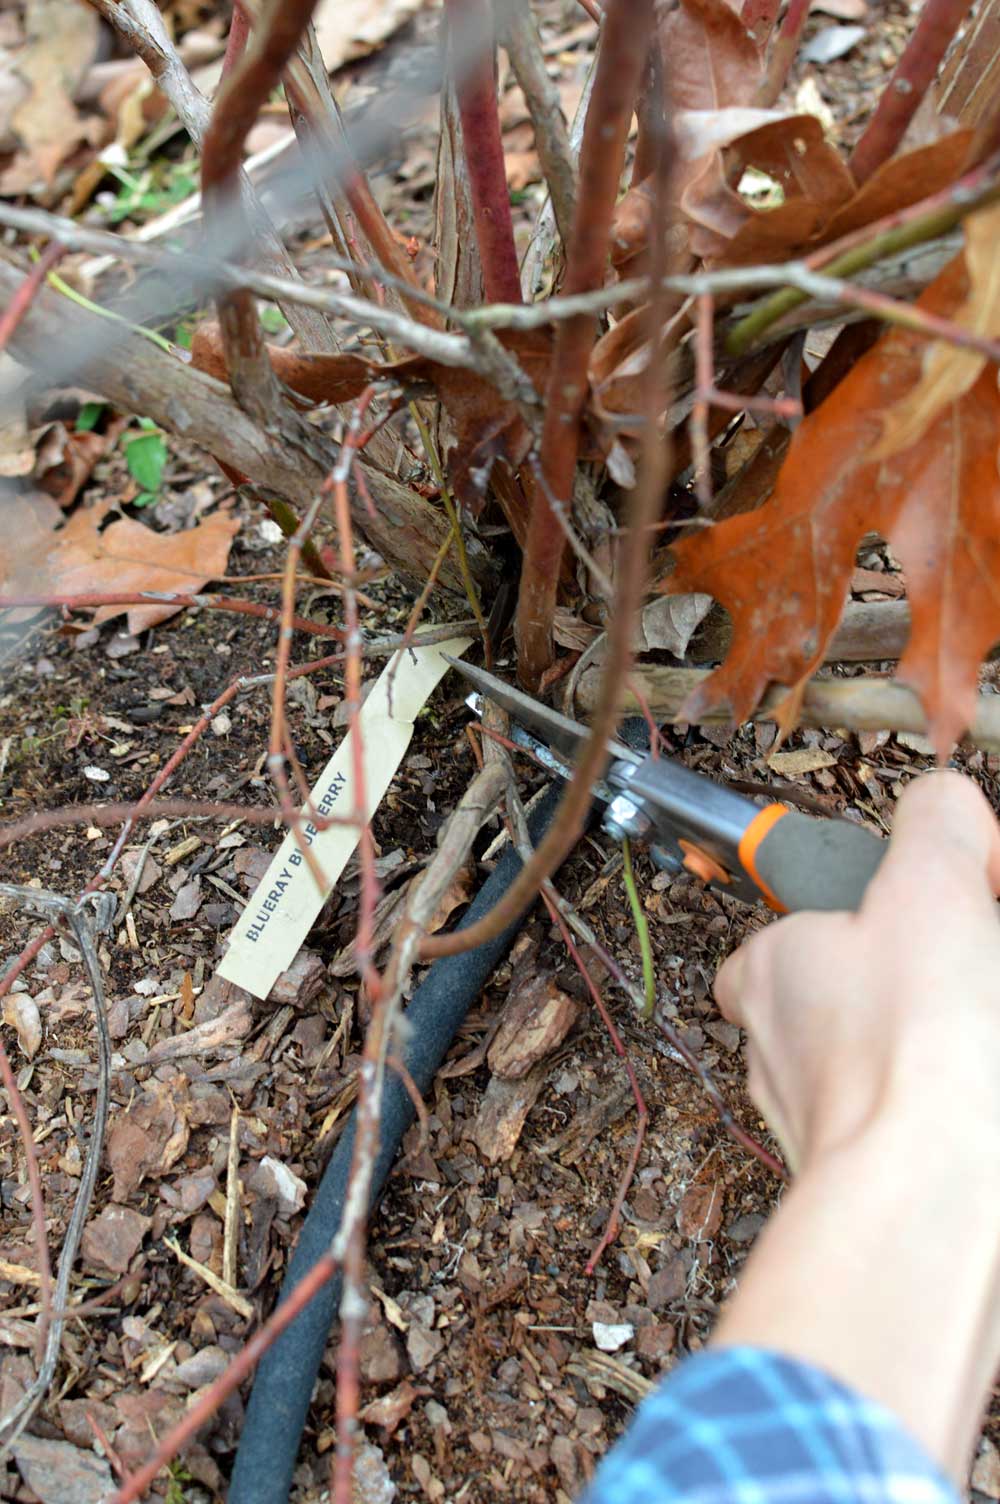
442, 656, 635, 764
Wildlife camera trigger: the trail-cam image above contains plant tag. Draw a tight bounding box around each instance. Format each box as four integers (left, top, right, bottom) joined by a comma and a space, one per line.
217, 637, 473, 999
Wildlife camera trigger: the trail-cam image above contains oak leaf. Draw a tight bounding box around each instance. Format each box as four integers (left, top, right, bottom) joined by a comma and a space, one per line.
663, 253, 1000, 756
871, 200, 1000, 458
1, 496, 240, 632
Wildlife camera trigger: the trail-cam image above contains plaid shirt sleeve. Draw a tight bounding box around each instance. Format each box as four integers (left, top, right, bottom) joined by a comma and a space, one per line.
580, 1346, 961, 1504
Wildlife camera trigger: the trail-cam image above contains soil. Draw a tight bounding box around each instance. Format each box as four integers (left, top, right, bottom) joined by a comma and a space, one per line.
1, 2, 999, 1503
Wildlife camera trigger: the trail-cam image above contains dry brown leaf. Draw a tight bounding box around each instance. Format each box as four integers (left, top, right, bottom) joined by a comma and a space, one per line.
872, 201, 1000, 460
666, 254, 1000, 755
0, 496, 240, 631
313, 0, 427, 73
32, 423, 110, 509
0, 0, 99, 193
426, 865, 472, 934
2, 991, 41, 1059
635, 594, 713, 657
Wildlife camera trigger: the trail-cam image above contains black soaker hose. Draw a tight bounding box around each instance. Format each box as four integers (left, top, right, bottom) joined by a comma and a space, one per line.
228, 785, 565, 1504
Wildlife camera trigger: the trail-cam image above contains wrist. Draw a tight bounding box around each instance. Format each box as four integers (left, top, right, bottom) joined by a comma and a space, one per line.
714, 1110, 1000, 1477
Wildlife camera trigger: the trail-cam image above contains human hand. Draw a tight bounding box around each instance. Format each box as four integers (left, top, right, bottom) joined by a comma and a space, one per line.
715, 770, 1000, 1173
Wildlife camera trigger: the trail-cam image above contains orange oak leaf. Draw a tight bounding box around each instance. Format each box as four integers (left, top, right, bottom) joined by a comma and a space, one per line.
1, 496, 240, 633
663, 253, 1000, 756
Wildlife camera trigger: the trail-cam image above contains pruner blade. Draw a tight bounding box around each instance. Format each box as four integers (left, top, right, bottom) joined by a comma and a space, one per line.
442, 656, 635, 765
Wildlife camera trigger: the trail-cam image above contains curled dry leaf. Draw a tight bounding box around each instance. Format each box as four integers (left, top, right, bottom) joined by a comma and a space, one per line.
634, 594, 713, 658
717, 129, 973, 266
664, 253, 1000, 756
2, 990, 42, 1059
871, 201, 1000, 460
191, 320, 551, 517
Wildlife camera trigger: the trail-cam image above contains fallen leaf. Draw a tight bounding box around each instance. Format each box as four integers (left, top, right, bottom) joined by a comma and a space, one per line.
426, 865, 472, 934
635, 594, 713, 657
191, 321, 551, 518
33, 423, 109, 509
313, 0, 427, 73
2, 991, 42, 1059
0, 0, 99, 193
872, 201, 1000, 460
0, 496, 240, 633
664, 253, 1000, 755
714, 130, 973, 266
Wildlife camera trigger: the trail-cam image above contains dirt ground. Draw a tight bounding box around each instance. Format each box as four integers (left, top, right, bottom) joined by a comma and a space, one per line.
2, 1, 1000, 1501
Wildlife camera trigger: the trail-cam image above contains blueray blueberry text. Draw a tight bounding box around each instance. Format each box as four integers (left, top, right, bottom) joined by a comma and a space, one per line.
242, 770, 348, 942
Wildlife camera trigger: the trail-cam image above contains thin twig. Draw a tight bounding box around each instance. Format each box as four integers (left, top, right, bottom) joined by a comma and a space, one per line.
620, 837, 655, 1018
443, 0, 522, 303
420, 0, 665, 963
849, 0, 974, 185
0, 243, 64, 352
500, 0, 577, 252
515, 0, 654, 687
0, 1038, 53, 1360
0, 890, 113, 1458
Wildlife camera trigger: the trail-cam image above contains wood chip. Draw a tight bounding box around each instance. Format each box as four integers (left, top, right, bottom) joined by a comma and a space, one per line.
164, 834, 201, 866
766, 746, 837, 776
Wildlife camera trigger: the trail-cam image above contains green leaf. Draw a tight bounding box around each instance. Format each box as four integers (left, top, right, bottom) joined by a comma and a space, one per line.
132, 490, 158, 508
75, 401, 105, 432
124, 431, 167, 492
259, 304, 289, 335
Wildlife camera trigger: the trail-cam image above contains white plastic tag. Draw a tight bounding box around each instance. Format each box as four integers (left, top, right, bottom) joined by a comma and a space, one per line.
217, 636, 472, 998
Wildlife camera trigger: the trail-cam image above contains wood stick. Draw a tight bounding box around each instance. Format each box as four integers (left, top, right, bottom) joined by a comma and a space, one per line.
0, 259, 488, 596
574, 662, 1000, 752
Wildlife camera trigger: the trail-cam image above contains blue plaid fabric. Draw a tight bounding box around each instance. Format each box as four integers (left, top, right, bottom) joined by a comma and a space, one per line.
582, 1346, 959, 1504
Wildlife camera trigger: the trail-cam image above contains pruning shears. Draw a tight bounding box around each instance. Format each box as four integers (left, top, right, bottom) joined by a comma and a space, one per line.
447, 658, 887, 914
